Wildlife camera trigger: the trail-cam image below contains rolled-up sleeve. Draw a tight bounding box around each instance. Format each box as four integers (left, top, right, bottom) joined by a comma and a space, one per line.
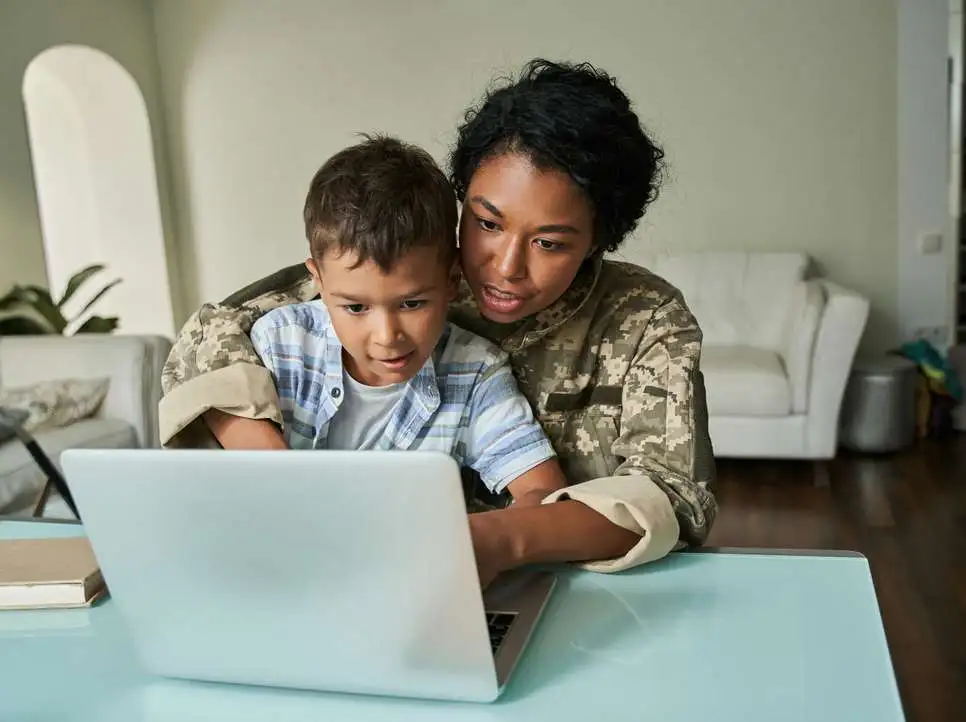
159, 272, 317, 447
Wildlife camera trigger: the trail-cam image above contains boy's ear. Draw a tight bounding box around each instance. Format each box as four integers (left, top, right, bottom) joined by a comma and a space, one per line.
305, 257, 324, 291
446, 260, 461, 301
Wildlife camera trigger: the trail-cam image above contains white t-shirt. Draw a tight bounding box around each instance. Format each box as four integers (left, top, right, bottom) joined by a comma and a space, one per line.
325, 370, 406, 450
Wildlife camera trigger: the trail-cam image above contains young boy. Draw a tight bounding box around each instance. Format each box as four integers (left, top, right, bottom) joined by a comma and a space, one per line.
247, 135, 568, 503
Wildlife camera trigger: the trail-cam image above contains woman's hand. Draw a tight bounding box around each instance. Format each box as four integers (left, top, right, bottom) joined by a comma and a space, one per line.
467, 499, 642, 589
467, 510, 513, 590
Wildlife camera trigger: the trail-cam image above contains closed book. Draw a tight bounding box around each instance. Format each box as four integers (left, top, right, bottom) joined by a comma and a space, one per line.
0, 537, 105, 610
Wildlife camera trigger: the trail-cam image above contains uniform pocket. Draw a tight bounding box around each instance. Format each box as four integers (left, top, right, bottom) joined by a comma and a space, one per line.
539, 407, 622, 483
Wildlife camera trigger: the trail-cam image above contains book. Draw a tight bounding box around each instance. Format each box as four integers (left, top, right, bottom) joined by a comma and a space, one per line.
0, 537, 105, 610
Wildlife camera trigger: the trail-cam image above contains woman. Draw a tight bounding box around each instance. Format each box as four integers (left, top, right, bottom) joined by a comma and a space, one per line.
159, 58, 717, 586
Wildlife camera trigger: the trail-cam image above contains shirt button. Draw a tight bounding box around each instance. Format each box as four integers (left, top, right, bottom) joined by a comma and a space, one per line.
331, 388, 341, 398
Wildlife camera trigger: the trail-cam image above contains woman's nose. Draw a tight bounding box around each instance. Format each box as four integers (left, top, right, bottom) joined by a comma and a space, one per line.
495, 237, 527, 281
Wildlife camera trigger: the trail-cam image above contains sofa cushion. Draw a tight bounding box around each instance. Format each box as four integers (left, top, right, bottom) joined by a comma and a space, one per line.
635, 251, 809, 351
0, 417, 137, 514
0, 407, 29, 444
701, 345, 791, 417
0, 377, 110, 432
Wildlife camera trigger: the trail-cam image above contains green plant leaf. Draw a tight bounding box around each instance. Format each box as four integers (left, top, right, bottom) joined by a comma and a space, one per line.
57, 264, 106, 307
70, 278, 122, 322
74, 315, 119, 334
0, 289, 20, 312
0, 315, 52, 335
7, 285, 66, 333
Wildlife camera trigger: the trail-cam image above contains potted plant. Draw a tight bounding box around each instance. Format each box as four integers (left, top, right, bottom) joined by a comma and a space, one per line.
0, 264, 121, 336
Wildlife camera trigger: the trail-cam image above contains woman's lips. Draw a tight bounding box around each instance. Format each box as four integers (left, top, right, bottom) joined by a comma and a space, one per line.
481, 285, 526, 314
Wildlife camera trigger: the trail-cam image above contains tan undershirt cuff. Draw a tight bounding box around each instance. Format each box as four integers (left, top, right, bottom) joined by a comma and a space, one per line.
542, 473, 680, 571
159, 364, 281, 447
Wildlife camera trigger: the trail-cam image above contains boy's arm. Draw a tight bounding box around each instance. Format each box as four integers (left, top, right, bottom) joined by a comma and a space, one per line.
504, 459, 567, 507
461, 361, 563, 501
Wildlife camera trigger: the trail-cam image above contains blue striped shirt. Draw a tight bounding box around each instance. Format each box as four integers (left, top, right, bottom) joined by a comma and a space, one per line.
250, 300, 556, 493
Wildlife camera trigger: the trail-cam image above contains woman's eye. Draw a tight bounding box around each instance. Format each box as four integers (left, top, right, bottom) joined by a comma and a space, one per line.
401, 300, 426, 310
344, 304, 367, 315
476, 216, 500, 232
535, 238, 561, 251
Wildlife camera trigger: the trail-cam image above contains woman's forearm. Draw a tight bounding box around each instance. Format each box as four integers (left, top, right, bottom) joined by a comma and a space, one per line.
203, 409, 288, 450
484, 499, 640, 569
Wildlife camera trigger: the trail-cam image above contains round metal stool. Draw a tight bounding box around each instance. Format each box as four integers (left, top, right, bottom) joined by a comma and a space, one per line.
839, 355, 919, 453
949, 345, 966, 432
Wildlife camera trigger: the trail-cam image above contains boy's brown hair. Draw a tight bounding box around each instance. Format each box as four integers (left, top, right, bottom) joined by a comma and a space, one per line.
304, 134, 458, 272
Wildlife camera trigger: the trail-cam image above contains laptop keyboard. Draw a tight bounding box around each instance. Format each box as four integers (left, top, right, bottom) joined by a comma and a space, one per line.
487, 612, 517, 654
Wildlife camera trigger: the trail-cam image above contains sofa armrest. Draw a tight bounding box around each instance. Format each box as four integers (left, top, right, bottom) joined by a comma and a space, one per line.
804, 281, 870, 457
780, 280, 825, 413
0, 335, 172, 448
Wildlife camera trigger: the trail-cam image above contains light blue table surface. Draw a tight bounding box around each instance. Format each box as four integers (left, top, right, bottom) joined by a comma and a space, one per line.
0, 519, 904, 721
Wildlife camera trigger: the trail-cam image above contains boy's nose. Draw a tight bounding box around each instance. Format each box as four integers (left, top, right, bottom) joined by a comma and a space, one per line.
373, 314, 403, 346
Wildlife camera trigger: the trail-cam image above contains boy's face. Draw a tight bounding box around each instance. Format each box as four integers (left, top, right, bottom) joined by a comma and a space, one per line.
307, 245, 458, 387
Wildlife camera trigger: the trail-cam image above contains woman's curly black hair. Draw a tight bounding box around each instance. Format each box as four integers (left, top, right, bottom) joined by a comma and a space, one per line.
450, 58, 665, 253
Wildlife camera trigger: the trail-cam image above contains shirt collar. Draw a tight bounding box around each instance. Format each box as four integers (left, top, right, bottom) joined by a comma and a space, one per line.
319, 310, 443, 414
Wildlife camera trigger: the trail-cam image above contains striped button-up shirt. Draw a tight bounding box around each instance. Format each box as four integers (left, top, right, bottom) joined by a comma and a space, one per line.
250, 301, 556, 493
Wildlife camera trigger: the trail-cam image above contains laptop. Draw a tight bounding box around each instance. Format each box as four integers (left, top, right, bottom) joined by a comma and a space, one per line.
59, 448, 556, 703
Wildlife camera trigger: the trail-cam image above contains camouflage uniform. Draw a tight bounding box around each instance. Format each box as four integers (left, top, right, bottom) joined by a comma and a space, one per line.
160, 255, 717, 570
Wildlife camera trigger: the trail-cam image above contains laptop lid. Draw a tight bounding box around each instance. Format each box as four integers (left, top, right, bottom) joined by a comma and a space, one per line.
60, 449, 501, 703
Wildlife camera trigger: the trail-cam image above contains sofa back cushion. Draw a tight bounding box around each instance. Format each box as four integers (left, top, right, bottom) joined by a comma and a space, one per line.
634, 250, 809, 350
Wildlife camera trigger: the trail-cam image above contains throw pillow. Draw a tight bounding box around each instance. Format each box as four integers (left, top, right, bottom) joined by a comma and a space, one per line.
0, 378, 111, 433
0, 406, 29, 444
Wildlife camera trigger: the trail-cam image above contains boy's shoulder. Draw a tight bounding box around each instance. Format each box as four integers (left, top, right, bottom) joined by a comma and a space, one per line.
436, 323, 509, 376
251, 299, 332, 337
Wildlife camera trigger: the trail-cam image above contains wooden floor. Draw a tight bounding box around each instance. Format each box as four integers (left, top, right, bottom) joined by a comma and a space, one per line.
706, 434, 966, 722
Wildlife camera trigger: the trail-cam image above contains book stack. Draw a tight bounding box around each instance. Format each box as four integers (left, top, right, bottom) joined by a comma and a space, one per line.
0, 537, 105, 610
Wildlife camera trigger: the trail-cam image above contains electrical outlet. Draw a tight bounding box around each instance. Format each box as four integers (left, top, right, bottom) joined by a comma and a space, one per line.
912, 325, 948, 350
916, 232, 943, 255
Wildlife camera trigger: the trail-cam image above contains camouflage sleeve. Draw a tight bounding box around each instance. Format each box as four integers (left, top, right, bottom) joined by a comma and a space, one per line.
541, 294, 717, 569
159, 265, 317, 446
609, 296, 717, 546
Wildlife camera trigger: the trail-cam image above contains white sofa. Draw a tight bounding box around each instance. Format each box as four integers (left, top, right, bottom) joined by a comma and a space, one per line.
637, 250, 870, 459
0, 334, 171, 516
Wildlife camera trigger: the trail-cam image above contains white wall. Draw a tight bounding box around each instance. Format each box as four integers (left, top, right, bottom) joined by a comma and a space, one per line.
23, 45, 176, 337
152, 0, 900, 351
897, 0, 954, 348
0, 0, 184, 328
950, 0, 964, 345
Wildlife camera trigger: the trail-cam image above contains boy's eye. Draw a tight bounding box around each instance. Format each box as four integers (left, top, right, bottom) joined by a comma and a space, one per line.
401, 299, 427, 310
476, 216, 500, 232
343, 304, 367, 315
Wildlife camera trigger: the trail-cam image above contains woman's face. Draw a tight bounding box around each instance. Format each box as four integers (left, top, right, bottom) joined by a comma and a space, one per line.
458, 153, 596, 323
